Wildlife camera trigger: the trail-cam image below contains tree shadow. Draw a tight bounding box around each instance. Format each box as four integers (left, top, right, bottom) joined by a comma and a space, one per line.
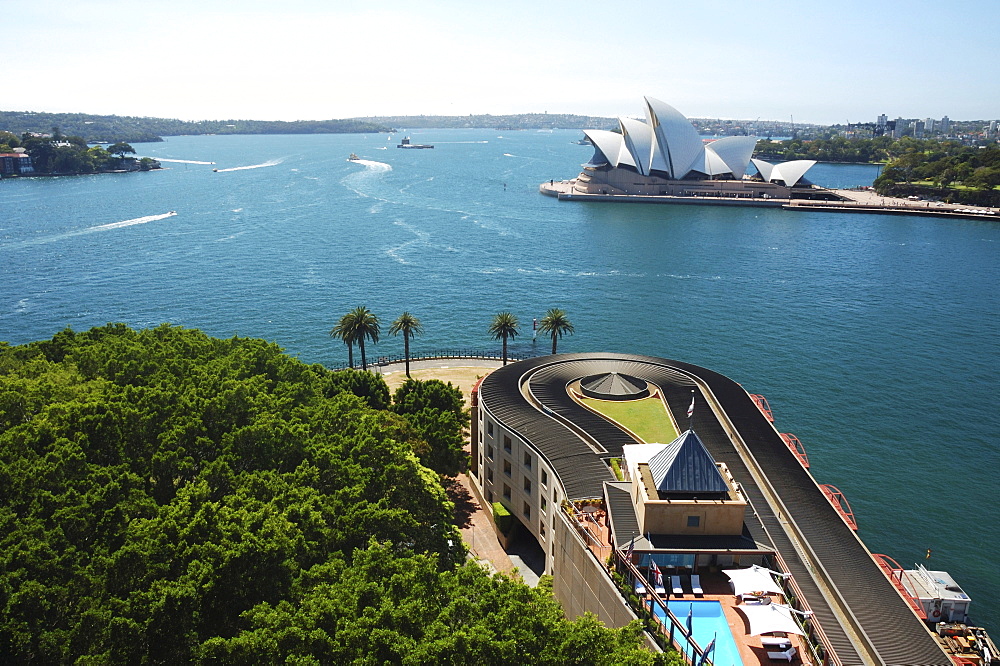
443, 477, 477, 529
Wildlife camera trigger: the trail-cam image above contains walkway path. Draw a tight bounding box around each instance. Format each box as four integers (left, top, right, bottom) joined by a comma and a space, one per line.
377, 360, 523, 578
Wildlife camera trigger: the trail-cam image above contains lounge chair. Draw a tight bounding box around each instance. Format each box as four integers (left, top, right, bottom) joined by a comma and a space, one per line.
690, 574, 704, 597
761, 636, 792, 649
766, 646, 797, 661
671, 575, 684, 596
653, 578, 666, 596
634, 578, 647, 595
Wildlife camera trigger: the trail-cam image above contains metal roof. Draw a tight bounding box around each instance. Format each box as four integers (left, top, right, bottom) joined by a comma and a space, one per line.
647, 429, 729, 495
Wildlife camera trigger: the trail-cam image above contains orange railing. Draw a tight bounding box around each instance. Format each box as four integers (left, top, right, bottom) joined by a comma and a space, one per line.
780, 433, 810, 468
872, 554, 927, 619
820, 484, 858, 531
749, 394, 774, 421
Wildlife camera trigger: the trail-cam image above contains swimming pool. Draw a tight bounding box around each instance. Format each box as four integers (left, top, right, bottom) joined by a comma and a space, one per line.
655, 600, 743, 666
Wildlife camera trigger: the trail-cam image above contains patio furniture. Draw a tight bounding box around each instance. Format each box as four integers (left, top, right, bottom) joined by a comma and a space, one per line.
671, 575, 684, 596
653, 579, 666, 596
761, 636, 792, 649
634, 578, 647, 595
690, 574, 704, 597
766, 646, 797, 661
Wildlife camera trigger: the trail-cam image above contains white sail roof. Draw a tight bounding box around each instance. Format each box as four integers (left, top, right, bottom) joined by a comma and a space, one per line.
620, 117, 653, 175
645, 96, 705, 179
583, 130, 625, 167
751, 158, 816, 186
582, 98, 813, 184
705, 136, 759, 179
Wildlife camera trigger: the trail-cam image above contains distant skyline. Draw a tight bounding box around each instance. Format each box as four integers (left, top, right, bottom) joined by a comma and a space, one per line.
6, 0, 999, 125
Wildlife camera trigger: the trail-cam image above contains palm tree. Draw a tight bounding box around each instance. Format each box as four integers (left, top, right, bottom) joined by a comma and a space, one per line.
330, 310, 358, 368
389, 311, 423, 378
349, 305, 380, 370
538, 308, 574, 355
488, 312, 519, 366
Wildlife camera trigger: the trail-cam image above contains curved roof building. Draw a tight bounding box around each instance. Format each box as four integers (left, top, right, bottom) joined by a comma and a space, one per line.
579, 97, 814, 187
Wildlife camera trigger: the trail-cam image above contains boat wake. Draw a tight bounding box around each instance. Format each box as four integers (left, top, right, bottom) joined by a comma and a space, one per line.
4, 212, 177, 249
89, 212, 177, 232
215, 158, 284, 172
352, 159, 392, 172
156, 158, 216, 165
434, 141, 489, 144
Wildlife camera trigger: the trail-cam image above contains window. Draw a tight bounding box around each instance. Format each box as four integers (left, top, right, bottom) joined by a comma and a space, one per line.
503, 435, 512, 453
523, 502, 531, 519
540, 523, 546, 539
687, 515, 701, 528
541, 469, 548, 486
487, 421, 494, 436
487, 445, 494, 460
503, 460, 512, 477
503, 484, 511, 500
541, 497, 547, 513
523, 452, 532, 469
487, 490, 493, 503
487, 468, 493, 483
523, 477, 532, 494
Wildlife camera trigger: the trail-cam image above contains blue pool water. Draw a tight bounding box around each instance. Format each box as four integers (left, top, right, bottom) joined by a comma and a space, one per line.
660, 600, 742, 666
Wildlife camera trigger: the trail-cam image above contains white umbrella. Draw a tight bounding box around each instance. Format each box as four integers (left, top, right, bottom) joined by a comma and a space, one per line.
723, 565, 785, 597
736, 603, 806, 636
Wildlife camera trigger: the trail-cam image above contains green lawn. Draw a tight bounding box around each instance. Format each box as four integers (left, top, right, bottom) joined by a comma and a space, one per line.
581, 396, 679, 444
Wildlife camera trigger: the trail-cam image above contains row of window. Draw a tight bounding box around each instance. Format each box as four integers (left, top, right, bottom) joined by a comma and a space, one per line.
482, 413, 559, 545
485, 445, 548, 482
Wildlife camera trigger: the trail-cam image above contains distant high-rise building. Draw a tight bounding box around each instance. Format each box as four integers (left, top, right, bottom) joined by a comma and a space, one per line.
877, 113, 888, 128
912, 120, 925, 138
893, 117, 906, 139
924, 118, 935, 134
989, 120, 998, 137
940, 116, 951, 132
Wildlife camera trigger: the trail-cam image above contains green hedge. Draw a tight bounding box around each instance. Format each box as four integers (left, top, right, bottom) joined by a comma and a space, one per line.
492, 502, 514, 534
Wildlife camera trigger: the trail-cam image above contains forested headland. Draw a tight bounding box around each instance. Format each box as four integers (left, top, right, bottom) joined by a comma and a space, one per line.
0, 111, 395, 144
1, 129, 157, 176
0, 324, 671, 664
871, 141, 1000, 207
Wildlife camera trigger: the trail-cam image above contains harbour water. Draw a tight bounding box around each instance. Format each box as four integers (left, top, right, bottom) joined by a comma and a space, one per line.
1, 130, 996, 630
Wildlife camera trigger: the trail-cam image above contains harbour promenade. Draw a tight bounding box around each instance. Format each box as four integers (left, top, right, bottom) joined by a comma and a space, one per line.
541, 179, 999, 219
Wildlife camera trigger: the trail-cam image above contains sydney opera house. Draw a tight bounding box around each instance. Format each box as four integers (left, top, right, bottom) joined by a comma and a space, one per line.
542, 97, 838, 204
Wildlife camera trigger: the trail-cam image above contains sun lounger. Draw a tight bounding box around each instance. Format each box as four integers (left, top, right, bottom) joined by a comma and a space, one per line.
690, 574, 704, 597
761, 636, 792, 649
671, 575, 684, 596
766, 646, 797, 661
634, 578, 647, 595
653, 578, 666, 596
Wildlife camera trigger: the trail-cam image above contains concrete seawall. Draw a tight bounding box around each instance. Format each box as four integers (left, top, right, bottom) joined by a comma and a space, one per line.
541, 180, 999, 219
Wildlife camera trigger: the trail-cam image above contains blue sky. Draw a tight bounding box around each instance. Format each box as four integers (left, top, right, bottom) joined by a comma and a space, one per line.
6, 0, 998, 124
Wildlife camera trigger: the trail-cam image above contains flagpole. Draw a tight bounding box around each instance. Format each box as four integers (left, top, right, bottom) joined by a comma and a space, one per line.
687, 389, 695, 430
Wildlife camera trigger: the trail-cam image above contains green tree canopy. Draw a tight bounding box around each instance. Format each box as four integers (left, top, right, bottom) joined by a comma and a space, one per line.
0, 324, 668, 663
107, 141, 136, 159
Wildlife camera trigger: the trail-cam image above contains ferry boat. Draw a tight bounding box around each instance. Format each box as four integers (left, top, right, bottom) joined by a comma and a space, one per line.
397, 137, 433, 149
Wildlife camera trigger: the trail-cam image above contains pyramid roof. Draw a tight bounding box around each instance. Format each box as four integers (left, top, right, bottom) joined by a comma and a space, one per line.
647, 430, 728, 495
